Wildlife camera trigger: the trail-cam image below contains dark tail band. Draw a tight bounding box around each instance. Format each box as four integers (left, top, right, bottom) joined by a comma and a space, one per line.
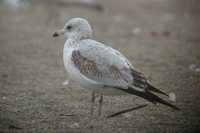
119, 87, 180, 110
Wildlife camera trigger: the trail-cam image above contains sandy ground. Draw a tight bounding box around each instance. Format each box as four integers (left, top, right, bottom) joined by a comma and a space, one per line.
0, 0, 200, 132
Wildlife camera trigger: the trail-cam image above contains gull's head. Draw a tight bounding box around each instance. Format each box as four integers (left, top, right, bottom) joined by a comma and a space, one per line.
53, 18, 92, 40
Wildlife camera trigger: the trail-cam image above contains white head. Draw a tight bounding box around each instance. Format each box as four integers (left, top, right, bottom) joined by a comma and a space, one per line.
53, 18, 92, 40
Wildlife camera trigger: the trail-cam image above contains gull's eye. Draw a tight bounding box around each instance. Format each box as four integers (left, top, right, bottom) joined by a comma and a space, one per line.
66, 25, 72, 30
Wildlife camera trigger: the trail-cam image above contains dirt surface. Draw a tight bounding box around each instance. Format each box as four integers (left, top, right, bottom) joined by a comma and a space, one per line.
0, 0, 200, 132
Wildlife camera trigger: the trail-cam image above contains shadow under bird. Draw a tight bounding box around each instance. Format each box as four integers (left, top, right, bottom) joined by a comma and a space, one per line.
52, 18, 179, 116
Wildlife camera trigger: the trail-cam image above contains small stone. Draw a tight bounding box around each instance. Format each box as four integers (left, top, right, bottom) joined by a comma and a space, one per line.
169, 92, 176, 102
2, 97, 7, 100
69, 122, 80, 128
62, 80, 69, 86
132, 27, 141, 35
190, 64, 200, 76
118, 128, 122, 131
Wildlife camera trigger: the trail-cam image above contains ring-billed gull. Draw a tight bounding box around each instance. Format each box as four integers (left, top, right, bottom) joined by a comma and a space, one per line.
53, 18, 179, 116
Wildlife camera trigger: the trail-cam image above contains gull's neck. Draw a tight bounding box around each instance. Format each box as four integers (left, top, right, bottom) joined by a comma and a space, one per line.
66, 34, 91, 47
68, 26, 92, 41
65, 38, 78, 48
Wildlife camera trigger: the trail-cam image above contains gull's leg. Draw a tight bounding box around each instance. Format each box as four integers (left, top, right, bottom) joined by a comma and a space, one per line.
98, 95, 103, 116
91, 92, 95, 116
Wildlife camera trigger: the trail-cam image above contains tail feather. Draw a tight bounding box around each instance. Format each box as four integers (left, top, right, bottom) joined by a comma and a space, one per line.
120, 87, 180, 110
147, 83, 169, 97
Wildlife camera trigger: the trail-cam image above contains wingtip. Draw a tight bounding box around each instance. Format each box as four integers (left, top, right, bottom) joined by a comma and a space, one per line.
147, 83, 169, 97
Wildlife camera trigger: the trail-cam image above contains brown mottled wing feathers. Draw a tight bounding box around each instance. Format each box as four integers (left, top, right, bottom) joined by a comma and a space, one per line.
130, 69, 148, 88
72, 50, 148, 89
72, 50, 102, 78
71, 50, 133, 86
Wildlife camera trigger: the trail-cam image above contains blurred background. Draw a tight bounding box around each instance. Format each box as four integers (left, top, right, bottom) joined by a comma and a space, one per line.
0, 0, 200, 132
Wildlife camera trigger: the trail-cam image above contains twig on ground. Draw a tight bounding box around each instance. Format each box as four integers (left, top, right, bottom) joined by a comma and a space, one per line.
9, 125, 22, 129
107, 104, 148, 118
59, 113, 74, 116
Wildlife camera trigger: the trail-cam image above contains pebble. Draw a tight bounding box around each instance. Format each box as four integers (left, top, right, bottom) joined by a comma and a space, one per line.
62, 80, 69, 86
69, 122, 80, 128
190, 64, 200, 76
132, 27, 141, 35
